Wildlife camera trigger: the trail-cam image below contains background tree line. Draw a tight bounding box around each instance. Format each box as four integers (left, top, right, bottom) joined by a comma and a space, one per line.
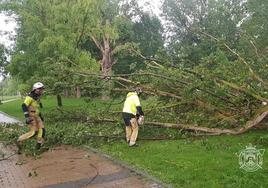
0, 0, 268, 134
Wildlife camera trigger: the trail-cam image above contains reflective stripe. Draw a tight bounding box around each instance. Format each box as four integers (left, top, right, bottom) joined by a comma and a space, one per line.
37, 128, 43, 138
26, 130, 36, 139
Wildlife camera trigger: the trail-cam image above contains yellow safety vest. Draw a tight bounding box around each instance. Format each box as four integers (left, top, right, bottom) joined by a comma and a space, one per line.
123, 92, 141, 115
24, 96, 40, 115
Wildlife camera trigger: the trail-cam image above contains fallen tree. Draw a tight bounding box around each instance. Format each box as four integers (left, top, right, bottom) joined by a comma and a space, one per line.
72, 63, 268, 135
54, 103, 268, 136
145, 107, 268, 135
66, 31, 268, 136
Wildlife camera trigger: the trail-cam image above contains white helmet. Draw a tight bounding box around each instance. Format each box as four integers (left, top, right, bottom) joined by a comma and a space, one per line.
32, 82, 45, 90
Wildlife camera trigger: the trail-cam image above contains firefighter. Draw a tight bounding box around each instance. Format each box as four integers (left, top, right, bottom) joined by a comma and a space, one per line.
122, 87, 144, 147
17, 82, 45, 153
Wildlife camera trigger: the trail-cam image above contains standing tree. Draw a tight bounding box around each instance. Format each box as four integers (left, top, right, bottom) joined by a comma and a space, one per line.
0, 44, 8, 77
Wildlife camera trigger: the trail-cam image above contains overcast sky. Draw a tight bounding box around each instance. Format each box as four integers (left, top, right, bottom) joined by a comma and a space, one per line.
0, 12, 17, 49
0, 0, 163, 49
138, 0, 162, 17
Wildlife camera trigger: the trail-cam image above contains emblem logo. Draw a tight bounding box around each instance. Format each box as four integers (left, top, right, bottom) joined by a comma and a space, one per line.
238, 144, 265, 172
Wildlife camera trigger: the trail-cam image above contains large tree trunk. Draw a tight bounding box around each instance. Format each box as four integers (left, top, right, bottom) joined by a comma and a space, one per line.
63, 89, 69, 97
145, 108, 268, 135
101, 36, 112, 77
76, 86, 81, 98
57, 94, 62, 107
100, 35, 113, 100
85, 108, 268, 136
90, 21, 117, 100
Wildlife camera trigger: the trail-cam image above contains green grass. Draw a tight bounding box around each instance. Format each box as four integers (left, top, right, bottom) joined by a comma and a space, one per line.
1, 96, 268, 187
0, 95, 96, 120
99, 132, 268, 188
0, 98, 24, 120
0, 95, 20, 101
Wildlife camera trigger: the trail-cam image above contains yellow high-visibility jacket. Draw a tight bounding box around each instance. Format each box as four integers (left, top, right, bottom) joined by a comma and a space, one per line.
123, 92, 141, 115
24, 96, 40, 114
22, 92, 42, 117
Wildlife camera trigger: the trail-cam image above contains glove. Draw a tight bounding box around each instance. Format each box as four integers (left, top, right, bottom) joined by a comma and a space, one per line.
137, 116, 144, 125
25, 117, 33, 124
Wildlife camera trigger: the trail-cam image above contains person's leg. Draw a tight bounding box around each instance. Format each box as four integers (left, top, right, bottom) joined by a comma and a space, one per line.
125, 126, 132, 143
17, 119, 38, 142
36, 116, 45, 149
17, 118, 38, 153
129, 118, 139, 146
123, 114, 132, 143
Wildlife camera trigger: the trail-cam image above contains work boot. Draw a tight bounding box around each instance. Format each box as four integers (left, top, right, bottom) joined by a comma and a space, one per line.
129, 143, 139, 147
16, 141, 22, 155
36, 143, 42, 150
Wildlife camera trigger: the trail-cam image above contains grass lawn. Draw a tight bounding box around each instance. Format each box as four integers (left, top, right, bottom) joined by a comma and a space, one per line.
0, 95, 20, 101
0, 98, 24, 119
0, 96, 268, 188
99, 132, 268, 188
0, 95, 101, 120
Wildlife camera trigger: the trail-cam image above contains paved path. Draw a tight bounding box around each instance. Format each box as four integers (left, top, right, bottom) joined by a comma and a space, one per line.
0, 112, 21, 124
0, 98, 21, 125
0, 144, 163, 188
0, 112, 165, 188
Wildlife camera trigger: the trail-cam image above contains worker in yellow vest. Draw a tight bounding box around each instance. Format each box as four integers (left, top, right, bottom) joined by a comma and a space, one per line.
122, 87, 144, 147
17, 82, 45, 153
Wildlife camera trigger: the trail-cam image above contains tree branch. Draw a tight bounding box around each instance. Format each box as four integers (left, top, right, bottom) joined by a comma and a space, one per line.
89, 35, 104, 53
198, 30, 268, 89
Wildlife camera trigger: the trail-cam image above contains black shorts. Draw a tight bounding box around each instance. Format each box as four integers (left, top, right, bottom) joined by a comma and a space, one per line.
122, 112, 135, 126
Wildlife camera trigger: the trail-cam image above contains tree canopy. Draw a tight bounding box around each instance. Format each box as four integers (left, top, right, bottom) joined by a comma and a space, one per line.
0, 0, 268, 134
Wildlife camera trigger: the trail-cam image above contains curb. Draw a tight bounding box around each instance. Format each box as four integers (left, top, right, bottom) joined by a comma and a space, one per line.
0, 111, 23, 126
83, 145, 173, 188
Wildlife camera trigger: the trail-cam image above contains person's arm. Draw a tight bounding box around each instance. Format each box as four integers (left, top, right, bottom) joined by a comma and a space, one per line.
39, 112, 44, 121
134, 95, 144, 116
22, 96, 33, 124
136, 106, 144, 116
39, 101, 43, 108
22, 103, 29, 118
